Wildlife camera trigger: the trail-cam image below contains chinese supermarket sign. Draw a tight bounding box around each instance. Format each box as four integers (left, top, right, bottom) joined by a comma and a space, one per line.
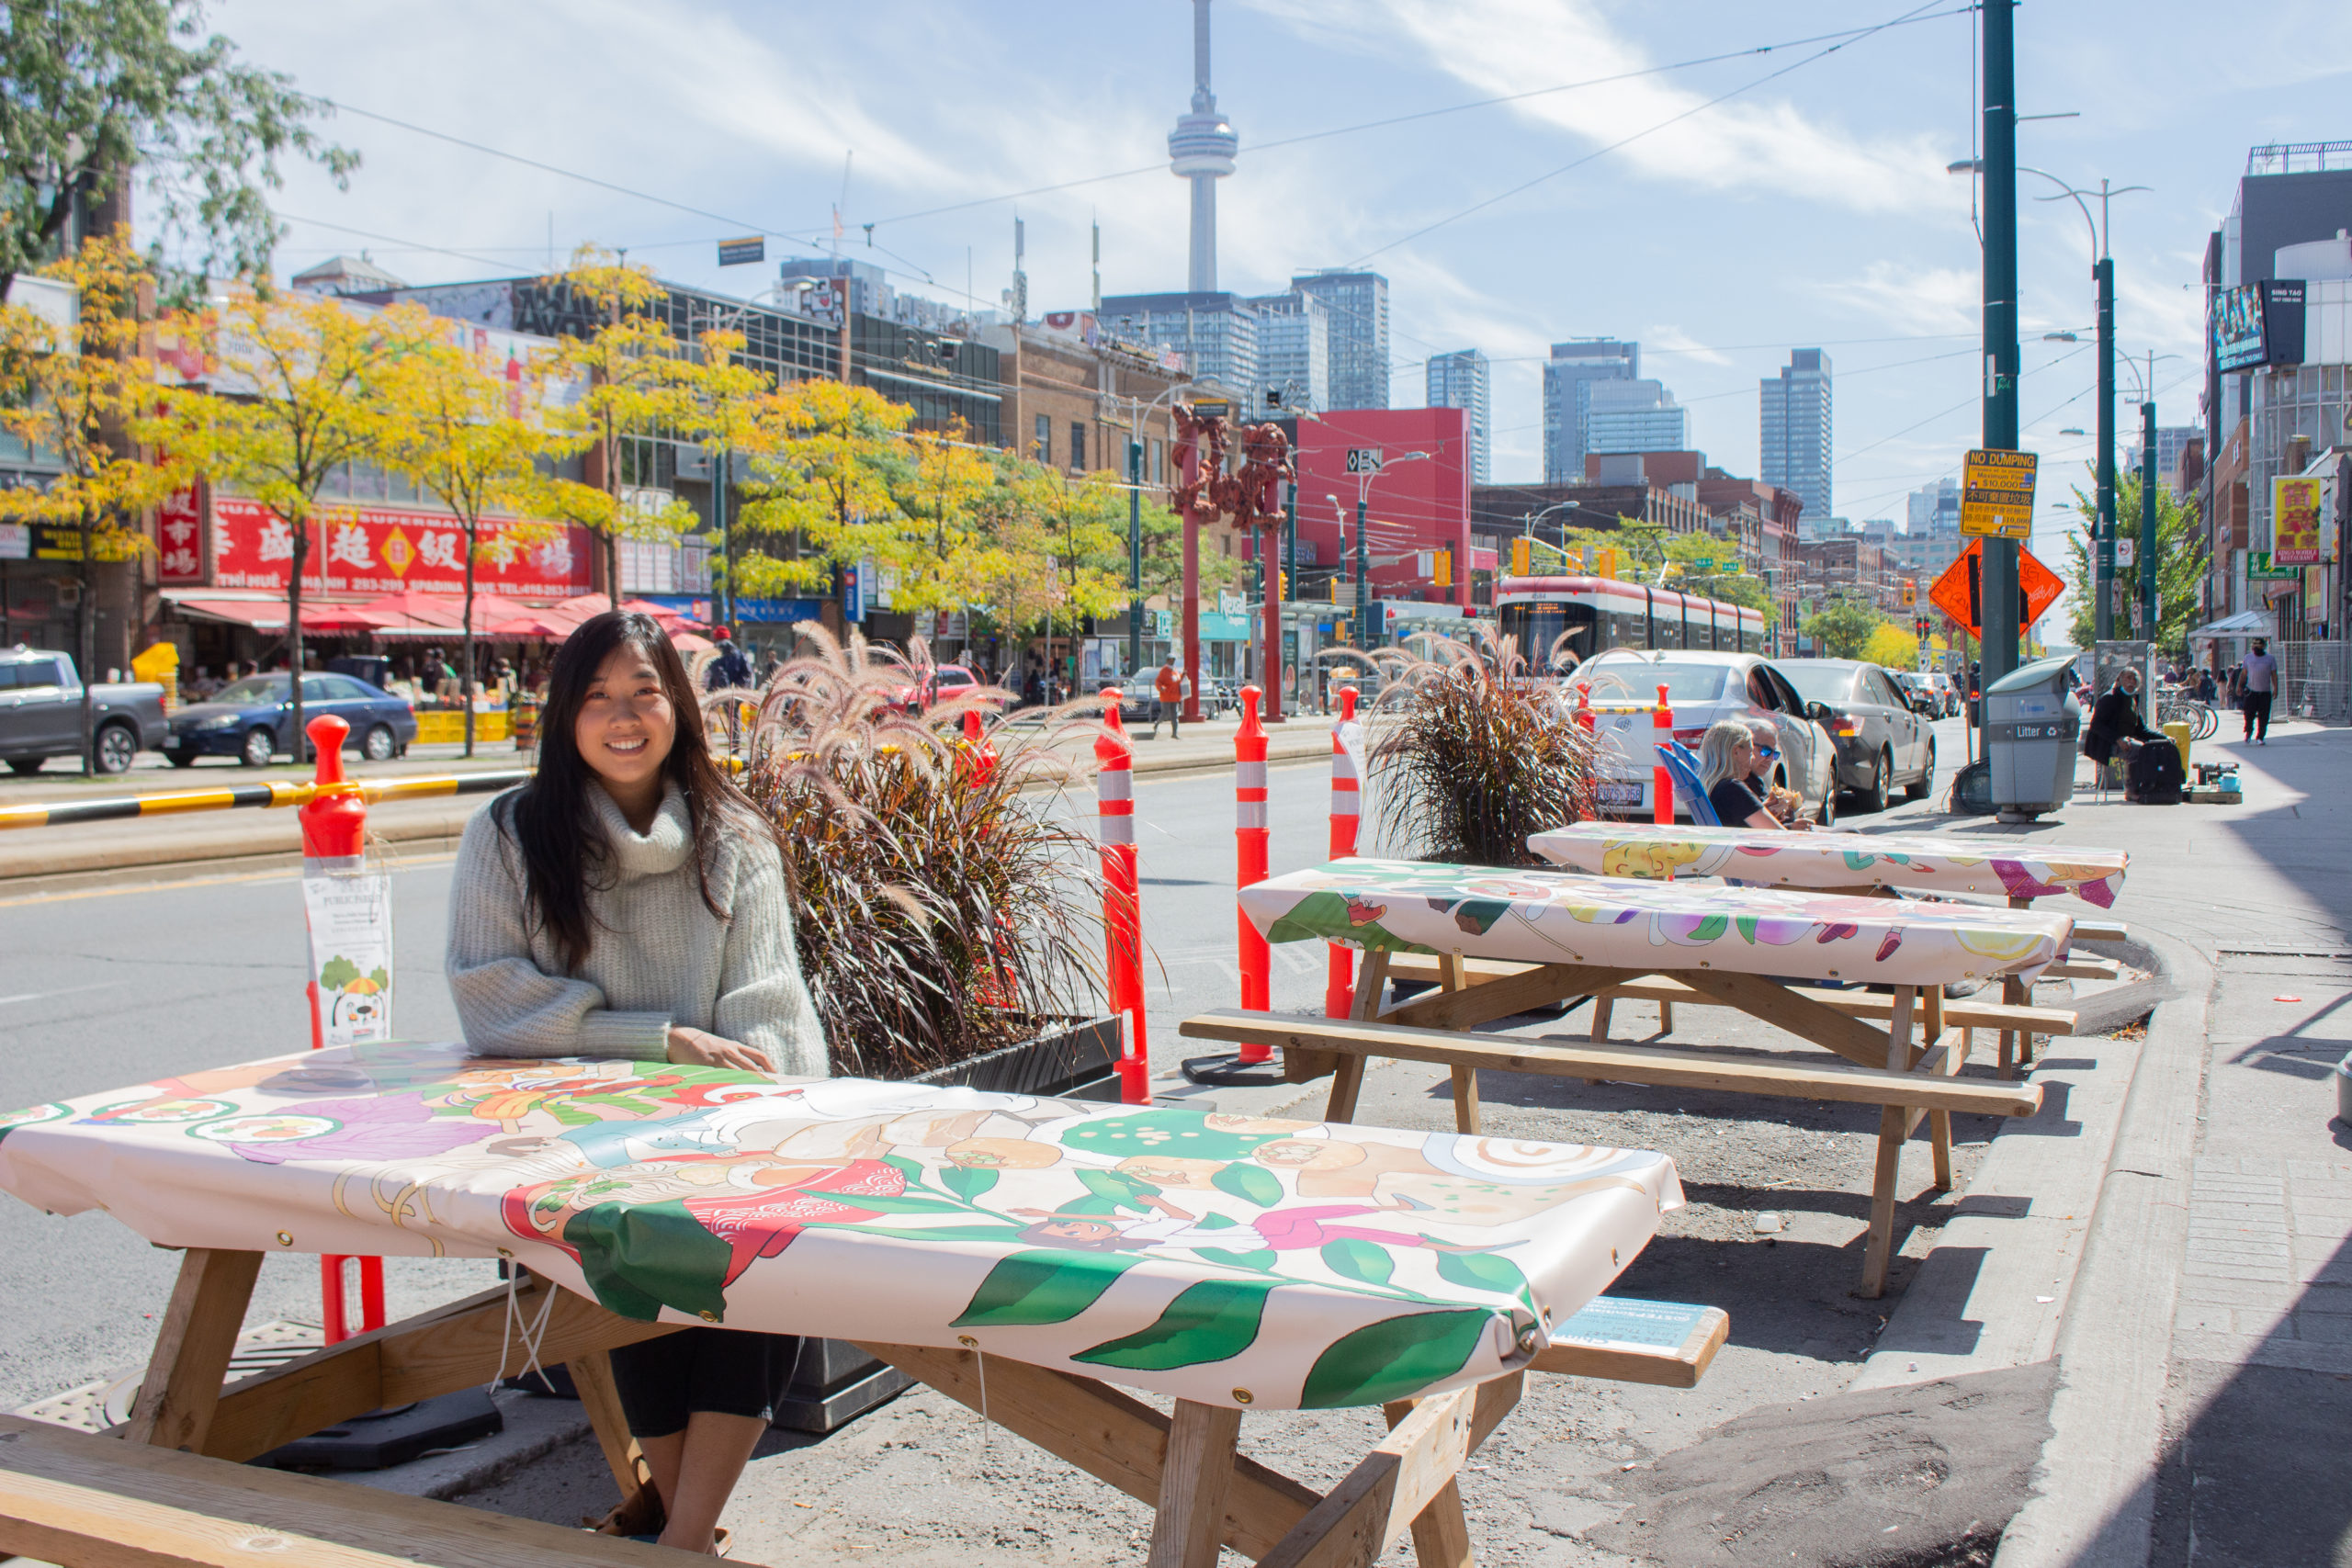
211, 497, 594, 598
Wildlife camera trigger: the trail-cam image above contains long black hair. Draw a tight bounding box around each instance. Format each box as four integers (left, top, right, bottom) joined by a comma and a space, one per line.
503, 610, 771, 974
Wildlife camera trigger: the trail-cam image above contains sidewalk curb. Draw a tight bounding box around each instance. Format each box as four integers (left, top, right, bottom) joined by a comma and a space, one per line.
1992, 925, 2212, 1568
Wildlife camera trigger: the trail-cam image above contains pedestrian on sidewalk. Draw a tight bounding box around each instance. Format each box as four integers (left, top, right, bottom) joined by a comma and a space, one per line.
1148, 656, 1183, 739
2241, 637, 2277, 744
446, 610, 823, 1555
2086, 667, 2164, 778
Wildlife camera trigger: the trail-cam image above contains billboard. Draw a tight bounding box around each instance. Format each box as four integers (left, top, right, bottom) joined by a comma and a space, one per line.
210, 497, 594, 599
2273, 475, 2325, 566
2211, 279, 2306, 374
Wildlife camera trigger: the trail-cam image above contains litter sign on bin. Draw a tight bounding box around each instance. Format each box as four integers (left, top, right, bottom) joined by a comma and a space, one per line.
1960, 449, 2039, 539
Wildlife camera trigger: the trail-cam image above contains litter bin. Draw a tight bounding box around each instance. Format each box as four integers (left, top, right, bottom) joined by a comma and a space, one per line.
1984, 654, 2081, 821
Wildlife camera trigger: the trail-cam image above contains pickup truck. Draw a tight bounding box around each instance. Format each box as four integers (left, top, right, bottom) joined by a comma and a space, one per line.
0, 647, 170, 775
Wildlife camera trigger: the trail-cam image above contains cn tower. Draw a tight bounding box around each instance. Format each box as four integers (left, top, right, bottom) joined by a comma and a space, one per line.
1167, 0, 1238, 292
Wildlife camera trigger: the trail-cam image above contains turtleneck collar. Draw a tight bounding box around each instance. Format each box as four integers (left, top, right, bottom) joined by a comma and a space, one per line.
590, 780, 694, 880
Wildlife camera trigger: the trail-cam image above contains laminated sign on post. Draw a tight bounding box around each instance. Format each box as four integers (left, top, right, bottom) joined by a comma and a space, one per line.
303, 873, 394, 1045
1960, 448, 2039, 540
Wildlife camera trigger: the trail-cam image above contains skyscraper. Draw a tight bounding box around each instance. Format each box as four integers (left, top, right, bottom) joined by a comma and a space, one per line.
1426, 349, 1492, 484
1760, 349, 1833, 526
1167, 0, 1237, 293
1289, 270, 1388, 409
1100, 291, 1260, 398
1249, 291, 1329, 412
1542, 340, 1639, 483
1583, 378, 1687, 459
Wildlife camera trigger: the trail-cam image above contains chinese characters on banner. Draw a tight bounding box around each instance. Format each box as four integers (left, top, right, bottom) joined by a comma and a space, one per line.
209, 496, 594, 599
157, 487, 205, 583
2273, 476, 2324, 567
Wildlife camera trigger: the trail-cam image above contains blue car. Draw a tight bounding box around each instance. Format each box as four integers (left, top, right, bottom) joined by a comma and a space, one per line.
163, 673, 418, 768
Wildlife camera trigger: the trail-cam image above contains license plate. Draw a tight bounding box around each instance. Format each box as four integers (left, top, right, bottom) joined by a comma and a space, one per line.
1598, 782, 1644, 806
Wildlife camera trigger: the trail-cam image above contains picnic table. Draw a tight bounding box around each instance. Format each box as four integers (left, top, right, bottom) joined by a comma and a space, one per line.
1528, 823, 2130, 1072
1182, 860, 2068, 1296
0, 1043, 1712, 1568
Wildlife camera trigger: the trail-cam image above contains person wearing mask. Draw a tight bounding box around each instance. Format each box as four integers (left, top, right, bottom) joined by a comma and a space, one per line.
2241, 637, 2278, 744
446, 613, 824, 1553
1697, 719, 1807, 831
2196, 664, 2217, 705
2084, 667, 2164, 770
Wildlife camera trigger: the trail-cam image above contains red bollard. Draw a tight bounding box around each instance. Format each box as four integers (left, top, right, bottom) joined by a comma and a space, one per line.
1652, 682, 1676, 828
1324, 685, 1362, 1019
298, 715, 386, 1346
1095, 692, 1150, 1104
958, 706, 999, 785
1573, 682, 1596, 820
1233, 687, 1272, 1064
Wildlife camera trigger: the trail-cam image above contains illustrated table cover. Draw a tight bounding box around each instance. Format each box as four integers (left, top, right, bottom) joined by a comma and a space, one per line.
1527, 823, 2128, 908
1241, 859, 2074, 988
0, 1043, 1684, 1413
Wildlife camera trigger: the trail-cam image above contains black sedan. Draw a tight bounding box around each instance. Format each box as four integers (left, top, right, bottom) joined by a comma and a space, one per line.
164, 673, 418, 768
1776, 659, 1937, 813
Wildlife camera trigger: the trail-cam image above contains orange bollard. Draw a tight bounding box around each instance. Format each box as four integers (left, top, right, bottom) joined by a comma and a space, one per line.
298, 715, 386, 1345
1652, 682, 1675, 828
1233, 687, 1272, 1064
1324, 685, 1362, 1018
1573, 682, 1597, 820
958, 706, 999, 785
1095, 692, 1149, 1104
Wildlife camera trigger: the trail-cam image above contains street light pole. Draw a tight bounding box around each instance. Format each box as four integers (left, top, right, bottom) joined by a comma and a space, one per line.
1127, 437, 1144, 676
2140, 382, 2159, 639
1979, 0, 2021, 689
2095, 256, 2117, 642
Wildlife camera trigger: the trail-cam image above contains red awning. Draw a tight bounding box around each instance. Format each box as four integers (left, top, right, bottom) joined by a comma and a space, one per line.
168, 599, 375, 634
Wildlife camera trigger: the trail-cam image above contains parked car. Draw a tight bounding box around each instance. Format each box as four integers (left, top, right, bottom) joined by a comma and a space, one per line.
0, 647, 169, 776
163, 672, 418, 768
1925, 671, 1960, 717
1777, 658, 1938, 813
889, 664, 986, 713
1576, 649, 1839, 826
1112, 677, 1162, 728
1890, 670, 1939, 716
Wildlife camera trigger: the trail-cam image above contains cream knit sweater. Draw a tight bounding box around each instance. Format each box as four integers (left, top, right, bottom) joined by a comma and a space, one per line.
446, 782, 828, 1077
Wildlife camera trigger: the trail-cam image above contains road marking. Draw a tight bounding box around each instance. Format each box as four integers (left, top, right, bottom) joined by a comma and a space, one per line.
0, 853, 458, 908
0, 983, 116, 1007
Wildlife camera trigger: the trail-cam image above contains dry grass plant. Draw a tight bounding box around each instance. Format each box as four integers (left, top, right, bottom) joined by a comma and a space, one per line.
729, 626, 1108, 1078
1329, 628, 1601, 868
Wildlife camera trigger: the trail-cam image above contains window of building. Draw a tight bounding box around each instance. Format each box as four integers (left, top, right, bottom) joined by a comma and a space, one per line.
1034, 413, 1050, 463
1149, 438, 1164, 484
1070, 422, 1087, 471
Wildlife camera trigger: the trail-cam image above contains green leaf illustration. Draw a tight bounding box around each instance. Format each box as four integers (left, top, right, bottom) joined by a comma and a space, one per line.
368, 966, 390, 991
1735, 915, 1758, 945
562, 1199, 734, 1324
1211, 1162, 1284, 1208
1687, 913, 1729, 942
1194, 1247, 1278, 1270
1077, 1168, 1159, 1213
1074, 1279, 1276, 1371
318, 955, 360, 990
1433, 1247, 1533, 1309
1299, 1310, 1495, 1408
953, 1249, 1140, 1326
1319, 1236, 1395, 1288
941, 1165, 1000, 1201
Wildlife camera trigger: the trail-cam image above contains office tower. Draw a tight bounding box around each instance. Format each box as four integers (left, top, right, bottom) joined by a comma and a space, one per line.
1760, 348, 1833, 526
1250, 291, 1329, 412
1167, 0, 1238, 292
1542, 340, 1638, 483
1289, 270, 1389, 409
1100, 291, 1260, 397
1426, 349, 1492, 484
1583, 378, 1687, 458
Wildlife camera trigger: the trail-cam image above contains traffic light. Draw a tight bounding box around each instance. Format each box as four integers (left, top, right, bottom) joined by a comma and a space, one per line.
1510, 536, 1532, 576
1900, 577, 1917, 607
1433, 548, 1453, 588
1274, 567, 1286, 602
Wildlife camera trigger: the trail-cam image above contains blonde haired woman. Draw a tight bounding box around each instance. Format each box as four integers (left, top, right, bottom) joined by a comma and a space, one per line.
1696, 718, 1805, 831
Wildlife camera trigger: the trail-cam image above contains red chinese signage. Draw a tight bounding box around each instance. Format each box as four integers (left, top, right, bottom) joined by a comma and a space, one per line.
158, 486, 206, 583
210, 497, 594, 599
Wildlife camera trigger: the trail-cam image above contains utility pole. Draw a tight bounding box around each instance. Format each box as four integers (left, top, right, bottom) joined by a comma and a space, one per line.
1265, 481, 1292, 722
1127, 436, 1144, 676
1284, 482, 1299, 705
2094, 256, 2116, 642
1354, 495, 1371, 652
1979, 0, 2021, 688
2140, 382, 2159, 639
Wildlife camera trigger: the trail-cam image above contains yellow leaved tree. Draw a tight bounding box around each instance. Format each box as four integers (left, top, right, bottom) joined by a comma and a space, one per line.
1860, 623, 1919, 670
0, 232, 195, 772
731, 378, 912, 602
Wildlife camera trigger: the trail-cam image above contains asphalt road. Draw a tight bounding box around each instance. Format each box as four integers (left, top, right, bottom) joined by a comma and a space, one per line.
0, 716, 1971, 1412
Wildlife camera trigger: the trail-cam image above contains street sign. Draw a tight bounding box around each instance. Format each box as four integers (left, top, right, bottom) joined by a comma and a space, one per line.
1344, 447, 1385, 474
2247, 550, 2302, 581
2114, 536, 2134, 568
717, 236, 765, 266
1928, 536, 2063, 633
1959, 448, 2039, 539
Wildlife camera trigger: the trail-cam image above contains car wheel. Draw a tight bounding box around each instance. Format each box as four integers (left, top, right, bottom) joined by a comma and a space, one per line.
1815, 773, 1837, 829
5, 757, 43, 775
165, 749, 198, 769
92, 722, 138, 775
240, 728, 276, 768
361, 724, 397, 763
1906, 740, 1936, 800
1860, 749, 1891, 813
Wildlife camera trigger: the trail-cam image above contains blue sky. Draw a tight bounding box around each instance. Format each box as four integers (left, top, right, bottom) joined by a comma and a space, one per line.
212, 0, 2352, 560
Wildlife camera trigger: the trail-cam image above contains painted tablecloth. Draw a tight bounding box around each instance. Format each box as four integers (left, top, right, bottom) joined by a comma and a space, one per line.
1241, 859, 2073, 988
1527, 823, 2128, 908
0, 1043, 1682, 1413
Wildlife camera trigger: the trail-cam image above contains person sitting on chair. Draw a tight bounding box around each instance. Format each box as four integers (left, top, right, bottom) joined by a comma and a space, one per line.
2084, 668, 2162, 769
1698, 718, 1808, 831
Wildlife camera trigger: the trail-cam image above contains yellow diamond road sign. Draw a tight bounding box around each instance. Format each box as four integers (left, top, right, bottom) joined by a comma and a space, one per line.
1960, 448, 2038, 539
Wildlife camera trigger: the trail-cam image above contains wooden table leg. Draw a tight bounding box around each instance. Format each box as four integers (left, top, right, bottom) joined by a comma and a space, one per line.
1449, 1066, 1481, 1135
1326, 1055, 1366, 1124
2004, 974, 2035, 1071
1383, 1399, 1475, 1568
1327, 951, 1393, 1122
122, 1248, 263, 1453
1922, 987, 1954, 1190
1860, 1106, 1905, 1300
1150, 1399, 1244, 1568
565, 1347, 649, 1497
1589, 995, 1614, 1043
1657, 998, 1674, 1036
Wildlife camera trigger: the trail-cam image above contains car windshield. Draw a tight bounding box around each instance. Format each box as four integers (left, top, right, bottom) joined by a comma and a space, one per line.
1581, 660, 1734, 704
1780, 664, 1860, 703
213, 676, 289, 703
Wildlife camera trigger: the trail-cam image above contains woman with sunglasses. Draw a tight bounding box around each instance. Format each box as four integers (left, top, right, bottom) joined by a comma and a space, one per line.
1696, 718, 1810, 831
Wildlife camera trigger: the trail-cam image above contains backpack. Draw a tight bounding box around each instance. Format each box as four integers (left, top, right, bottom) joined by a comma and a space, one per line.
2128, 740, 2184, 805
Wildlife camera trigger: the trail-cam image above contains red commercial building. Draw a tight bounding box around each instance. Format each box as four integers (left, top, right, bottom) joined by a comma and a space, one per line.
1286, 407, 1473, 611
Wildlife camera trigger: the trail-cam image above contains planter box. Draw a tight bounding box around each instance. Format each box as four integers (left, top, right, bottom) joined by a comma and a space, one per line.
775, 1012, 1124, 1433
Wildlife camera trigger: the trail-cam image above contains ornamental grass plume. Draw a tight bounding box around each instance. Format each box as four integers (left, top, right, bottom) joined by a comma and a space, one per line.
730, 627, 1104, 1078
1339, 628, 1600, 868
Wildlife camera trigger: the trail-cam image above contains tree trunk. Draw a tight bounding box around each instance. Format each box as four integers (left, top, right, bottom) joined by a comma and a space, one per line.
461, 521, 478, 759
287, 518, 306, 766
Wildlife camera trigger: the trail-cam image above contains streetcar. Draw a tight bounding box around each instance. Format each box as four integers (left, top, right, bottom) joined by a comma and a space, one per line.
1493, 574, 1770, 671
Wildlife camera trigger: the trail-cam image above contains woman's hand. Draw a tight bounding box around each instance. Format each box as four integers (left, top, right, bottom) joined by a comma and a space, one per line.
666, 1027, 774, 1073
